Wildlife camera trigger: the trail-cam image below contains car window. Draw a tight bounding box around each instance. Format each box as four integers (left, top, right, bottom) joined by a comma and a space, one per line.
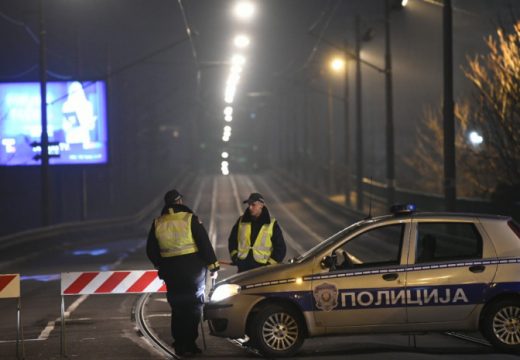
415, 222, 482, 263
332, 224, 405, 270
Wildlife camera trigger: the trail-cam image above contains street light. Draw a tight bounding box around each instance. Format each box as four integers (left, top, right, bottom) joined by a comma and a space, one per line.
233, 1, 255, 21
332, 54, 352, 207
234, 34, 250, 48
328, 56, 348, 198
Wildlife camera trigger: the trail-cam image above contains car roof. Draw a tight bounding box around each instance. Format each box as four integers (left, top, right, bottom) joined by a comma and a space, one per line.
369, 211, 510, 223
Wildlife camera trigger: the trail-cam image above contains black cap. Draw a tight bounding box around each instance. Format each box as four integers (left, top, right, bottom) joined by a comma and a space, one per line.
243, 192, 265, 204
164, 189, 182, 205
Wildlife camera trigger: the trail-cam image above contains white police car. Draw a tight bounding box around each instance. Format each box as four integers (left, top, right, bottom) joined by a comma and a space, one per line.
205, 205, 520, 357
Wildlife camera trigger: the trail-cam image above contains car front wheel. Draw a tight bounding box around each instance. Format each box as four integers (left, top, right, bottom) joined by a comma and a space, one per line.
482, 299, 520, 353
250, 303, 305, 357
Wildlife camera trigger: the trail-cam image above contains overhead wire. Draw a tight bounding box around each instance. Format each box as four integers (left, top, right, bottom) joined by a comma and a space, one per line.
293, 0, 342, 74
0, 10, 72, 80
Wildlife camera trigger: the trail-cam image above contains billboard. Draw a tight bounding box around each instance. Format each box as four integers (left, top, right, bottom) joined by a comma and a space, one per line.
0, 81, 107, 166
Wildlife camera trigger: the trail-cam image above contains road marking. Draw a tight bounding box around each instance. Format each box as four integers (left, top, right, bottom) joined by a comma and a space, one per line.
208, 177, 218, 249
37, 294, 88, 340
256, 177, 323, 244
229, 174, 244, 215
193, 177, 206, 213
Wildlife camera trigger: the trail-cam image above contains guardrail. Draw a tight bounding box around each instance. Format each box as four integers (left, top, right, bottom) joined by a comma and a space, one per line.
276, 169, 517, 219
0, 172, 195, 252
0, 274, 24, 359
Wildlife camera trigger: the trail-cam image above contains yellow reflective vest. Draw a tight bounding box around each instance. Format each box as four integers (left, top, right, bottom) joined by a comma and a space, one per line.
154, 209, 198, 257
236, 217, 276, 264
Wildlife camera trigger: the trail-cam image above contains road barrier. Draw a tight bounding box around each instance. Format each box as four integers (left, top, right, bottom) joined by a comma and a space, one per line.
0, 274, 24, 359
60, 270, 166, 356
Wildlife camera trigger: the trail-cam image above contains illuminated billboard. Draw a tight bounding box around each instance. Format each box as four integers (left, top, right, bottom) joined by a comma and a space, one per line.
0, 81, 107, 166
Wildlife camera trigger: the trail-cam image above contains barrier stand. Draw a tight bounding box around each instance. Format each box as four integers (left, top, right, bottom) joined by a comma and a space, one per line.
60, 270, 166, 357
0, 274, 24, 359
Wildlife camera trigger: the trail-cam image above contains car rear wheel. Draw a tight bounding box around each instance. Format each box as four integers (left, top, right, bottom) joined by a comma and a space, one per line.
482, 299, 520, 353
250, 303, 304, 357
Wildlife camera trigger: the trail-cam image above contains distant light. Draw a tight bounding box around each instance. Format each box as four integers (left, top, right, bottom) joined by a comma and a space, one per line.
330, 57, 346, 72
233, 1, 255, 20
401, 0, 408, 7
225, 115, 233, 122
469, 131, 483, 145
224, 125, 232, 133
221, 160, 230, 175
295, 277, 303, 285
222, 136, 230, 142
234, 34, 250, 48
221, 151, 229, 159
231, 54, 246, 66
224, 106, 233, 116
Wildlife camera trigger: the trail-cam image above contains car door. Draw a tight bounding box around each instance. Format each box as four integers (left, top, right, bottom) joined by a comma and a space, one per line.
311, 220, 410, 330
405, 218, 498, 323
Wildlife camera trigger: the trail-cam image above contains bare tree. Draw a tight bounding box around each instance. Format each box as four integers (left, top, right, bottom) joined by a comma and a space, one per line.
405, 21, 520, 200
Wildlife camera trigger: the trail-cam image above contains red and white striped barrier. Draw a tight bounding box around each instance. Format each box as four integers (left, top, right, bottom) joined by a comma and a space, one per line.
0, 274, 20, 299
0, 274, 24, 359
61, 270, 166, 295
60, 270, 166, 356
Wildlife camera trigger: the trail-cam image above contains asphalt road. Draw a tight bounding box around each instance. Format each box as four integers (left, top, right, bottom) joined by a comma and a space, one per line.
0, 172, 517, 359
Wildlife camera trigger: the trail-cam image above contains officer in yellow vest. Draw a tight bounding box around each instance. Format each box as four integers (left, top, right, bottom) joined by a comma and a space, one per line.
147, 189, 219, 356
228, 192, 286, 273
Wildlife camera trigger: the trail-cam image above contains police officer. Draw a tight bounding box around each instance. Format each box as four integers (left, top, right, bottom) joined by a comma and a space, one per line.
147, 189, 219, 356
228, 192, 286, 273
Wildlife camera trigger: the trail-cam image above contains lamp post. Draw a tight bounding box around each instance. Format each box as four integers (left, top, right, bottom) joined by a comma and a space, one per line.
329, 56, 350, 204
384, 0, 396, 208
354, 15, 364, 211
443, 0, 456, 211
39, 0, 50, 226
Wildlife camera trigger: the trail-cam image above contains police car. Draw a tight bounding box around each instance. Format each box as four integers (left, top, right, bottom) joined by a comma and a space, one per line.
205, 205, 520, 357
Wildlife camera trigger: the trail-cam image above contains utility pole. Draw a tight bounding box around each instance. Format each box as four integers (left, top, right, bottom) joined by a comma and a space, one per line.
327, 82, 335, 194
355, 15, 364, 211
343, 46, 351, 207
39, 0, 50, 226
443, 0, 456, 211
384, 0, 396, 208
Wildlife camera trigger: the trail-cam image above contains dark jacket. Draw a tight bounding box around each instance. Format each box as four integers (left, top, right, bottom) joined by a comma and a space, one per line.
147, 204, 219, 278
228, 206, 286, 272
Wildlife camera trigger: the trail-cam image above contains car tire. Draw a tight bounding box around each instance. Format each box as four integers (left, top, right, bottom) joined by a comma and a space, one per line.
249, 303, 305, 357
482, 299, 520, 353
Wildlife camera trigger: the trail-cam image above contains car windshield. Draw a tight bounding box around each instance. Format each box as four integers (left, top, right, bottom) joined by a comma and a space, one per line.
293, 218, 377, 262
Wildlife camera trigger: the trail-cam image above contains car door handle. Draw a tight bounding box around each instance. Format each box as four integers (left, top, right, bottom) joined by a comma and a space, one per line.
469, 265, 486, 273
382, 273, 399, 281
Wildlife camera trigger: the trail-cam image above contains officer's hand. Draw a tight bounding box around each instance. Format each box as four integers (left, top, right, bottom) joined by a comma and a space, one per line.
210, 271, 219, 280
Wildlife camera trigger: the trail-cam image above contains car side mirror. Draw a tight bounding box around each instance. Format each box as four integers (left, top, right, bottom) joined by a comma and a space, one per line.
320, 255, 335, 270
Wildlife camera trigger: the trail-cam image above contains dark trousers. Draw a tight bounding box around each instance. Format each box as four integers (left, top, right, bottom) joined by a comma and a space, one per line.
162, 266, 206, 347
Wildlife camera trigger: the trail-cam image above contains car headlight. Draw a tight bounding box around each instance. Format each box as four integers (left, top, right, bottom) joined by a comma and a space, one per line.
210, 284, 241, 302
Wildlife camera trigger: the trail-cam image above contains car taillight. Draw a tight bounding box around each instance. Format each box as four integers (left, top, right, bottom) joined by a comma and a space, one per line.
508, 220, 520, 240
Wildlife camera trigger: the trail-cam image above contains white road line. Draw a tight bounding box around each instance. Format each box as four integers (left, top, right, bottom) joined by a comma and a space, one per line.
38, 294, 88, 340
193, 177, 206, 213
229, 174, 244, 215
208, 177, 218, 249
255, 177, 323, 250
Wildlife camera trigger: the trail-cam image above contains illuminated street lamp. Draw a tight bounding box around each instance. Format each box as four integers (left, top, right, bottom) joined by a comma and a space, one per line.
469, 131, 483, 146
330, 57, 346, 73
233, 1, 255, 21
234, 34, 250, 48
325, 56, 346, 195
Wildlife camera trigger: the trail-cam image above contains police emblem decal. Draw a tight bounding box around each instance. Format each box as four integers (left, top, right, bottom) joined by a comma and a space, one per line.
313, 283, 338, 311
